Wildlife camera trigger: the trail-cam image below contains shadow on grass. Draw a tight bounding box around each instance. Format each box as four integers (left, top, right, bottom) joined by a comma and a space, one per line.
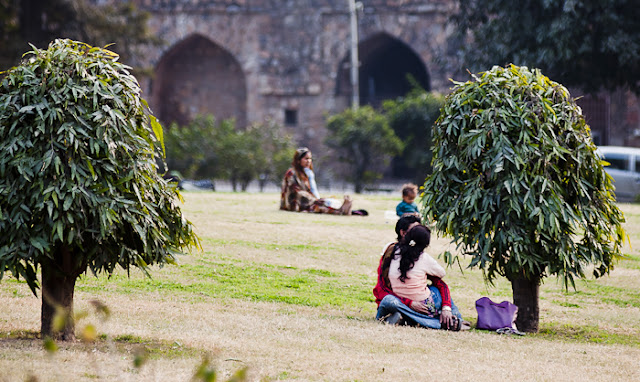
0, 330, 202, 359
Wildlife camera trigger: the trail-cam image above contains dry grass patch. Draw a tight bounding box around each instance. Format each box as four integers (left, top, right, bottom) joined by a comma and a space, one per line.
0, 192, 639, 381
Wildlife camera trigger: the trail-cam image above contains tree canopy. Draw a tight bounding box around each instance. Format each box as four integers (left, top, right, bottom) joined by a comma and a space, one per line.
383, 88, 444, 183
0, 0, 159, 72
0, 39, 199, 338
452, 0, 640, 93
164, 115, 295, 191
422, 65, 626, 331
326, 106, 403, 193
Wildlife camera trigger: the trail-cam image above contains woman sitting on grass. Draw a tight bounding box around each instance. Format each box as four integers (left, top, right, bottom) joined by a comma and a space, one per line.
377, 222, 465, 330
280, 147, 366, 215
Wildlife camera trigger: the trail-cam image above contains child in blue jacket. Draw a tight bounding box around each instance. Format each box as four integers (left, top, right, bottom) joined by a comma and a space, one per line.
396, 183, 420, 217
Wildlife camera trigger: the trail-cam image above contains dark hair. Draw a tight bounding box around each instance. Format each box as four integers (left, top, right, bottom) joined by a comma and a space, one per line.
394, 214, 421, 241
292, 147, 312, 178
401, 183, 418, 197
395, 225, 431, 283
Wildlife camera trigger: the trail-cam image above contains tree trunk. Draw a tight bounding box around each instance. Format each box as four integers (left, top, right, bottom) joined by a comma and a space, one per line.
41, 246, 79, 341
241, 178, 250, 191
511, 275, 540, 333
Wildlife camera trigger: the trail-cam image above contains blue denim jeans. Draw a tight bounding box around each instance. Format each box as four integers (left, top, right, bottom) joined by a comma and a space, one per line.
375, 286, 462, 329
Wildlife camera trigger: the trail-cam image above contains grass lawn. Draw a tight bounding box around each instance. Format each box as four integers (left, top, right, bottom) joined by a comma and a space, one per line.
1, 192, 639, 381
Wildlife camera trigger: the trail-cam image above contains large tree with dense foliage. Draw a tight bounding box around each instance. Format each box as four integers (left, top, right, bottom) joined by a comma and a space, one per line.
382, 88, 444, 182
0, 0, 159, 72
326, 106, 403, 193
0, 39, 199, 340
452, 0, 640, 93
422, 65, 626, 332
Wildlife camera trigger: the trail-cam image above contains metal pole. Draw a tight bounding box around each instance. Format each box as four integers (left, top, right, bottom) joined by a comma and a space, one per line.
348, 0, 360, 111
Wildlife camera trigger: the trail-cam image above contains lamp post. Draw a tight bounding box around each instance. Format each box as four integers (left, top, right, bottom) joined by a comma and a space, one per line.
348, 0, 362, 111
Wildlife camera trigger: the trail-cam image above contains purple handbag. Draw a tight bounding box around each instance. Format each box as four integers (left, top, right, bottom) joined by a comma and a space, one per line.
475, 297, 518, 331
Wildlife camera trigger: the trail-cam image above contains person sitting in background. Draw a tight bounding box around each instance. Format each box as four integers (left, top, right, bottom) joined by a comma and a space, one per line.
374, 215, 465, 330
280, 147, 367, 215
396, 183, 420, 217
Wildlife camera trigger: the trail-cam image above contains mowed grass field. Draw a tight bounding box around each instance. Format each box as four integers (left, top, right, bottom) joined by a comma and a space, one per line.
1, 192, 640, 381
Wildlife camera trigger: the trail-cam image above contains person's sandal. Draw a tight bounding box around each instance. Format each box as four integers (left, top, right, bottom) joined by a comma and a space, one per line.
496, 327, 525, 336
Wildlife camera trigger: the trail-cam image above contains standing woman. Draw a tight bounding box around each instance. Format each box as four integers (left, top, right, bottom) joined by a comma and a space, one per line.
280, 147, 353, 215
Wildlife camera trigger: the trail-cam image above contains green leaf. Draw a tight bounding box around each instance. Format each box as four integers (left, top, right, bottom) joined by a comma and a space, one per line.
86, 160, 96, 180
43, 337, 59, 354
56, 221, 64, 242
18, 105, 35, 113
149, 115, 165, 157
63, 196, 73, 211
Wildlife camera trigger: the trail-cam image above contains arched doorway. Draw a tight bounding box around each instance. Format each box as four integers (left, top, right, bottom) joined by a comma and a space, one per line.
152, 34, 247, 128
336, 33, 430, 108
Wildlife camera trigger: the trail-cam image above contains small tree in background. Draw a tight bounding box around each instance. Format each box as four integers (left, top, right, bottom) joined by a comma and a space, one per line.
216, 120, 295, 191
215, 119, 258, 191
383, 87, 444, 183
422, 65, 626, 332
164, 116, 294, 191
249, 120, 296, 191
0, 39, 199, 340
164, 115, 221, 181
326, 106, 403, 193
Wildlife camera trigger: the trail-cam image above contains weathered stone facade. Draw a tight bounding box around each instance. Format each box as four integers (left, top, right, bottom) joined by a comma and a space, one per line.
129, 0, 639, 153
132, 0, 457, 152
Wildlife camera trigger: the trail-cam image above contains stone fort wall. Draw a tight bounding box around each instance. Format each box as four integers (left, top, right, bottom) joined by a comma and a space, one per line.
130, 0, 459, 153
128, 0, 640, 155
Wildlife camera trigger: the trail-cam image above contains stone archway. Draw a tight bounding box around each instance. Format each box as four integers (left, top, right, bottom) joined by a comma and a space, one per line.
152, 34, 247, 128
336, 33, 430, 108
